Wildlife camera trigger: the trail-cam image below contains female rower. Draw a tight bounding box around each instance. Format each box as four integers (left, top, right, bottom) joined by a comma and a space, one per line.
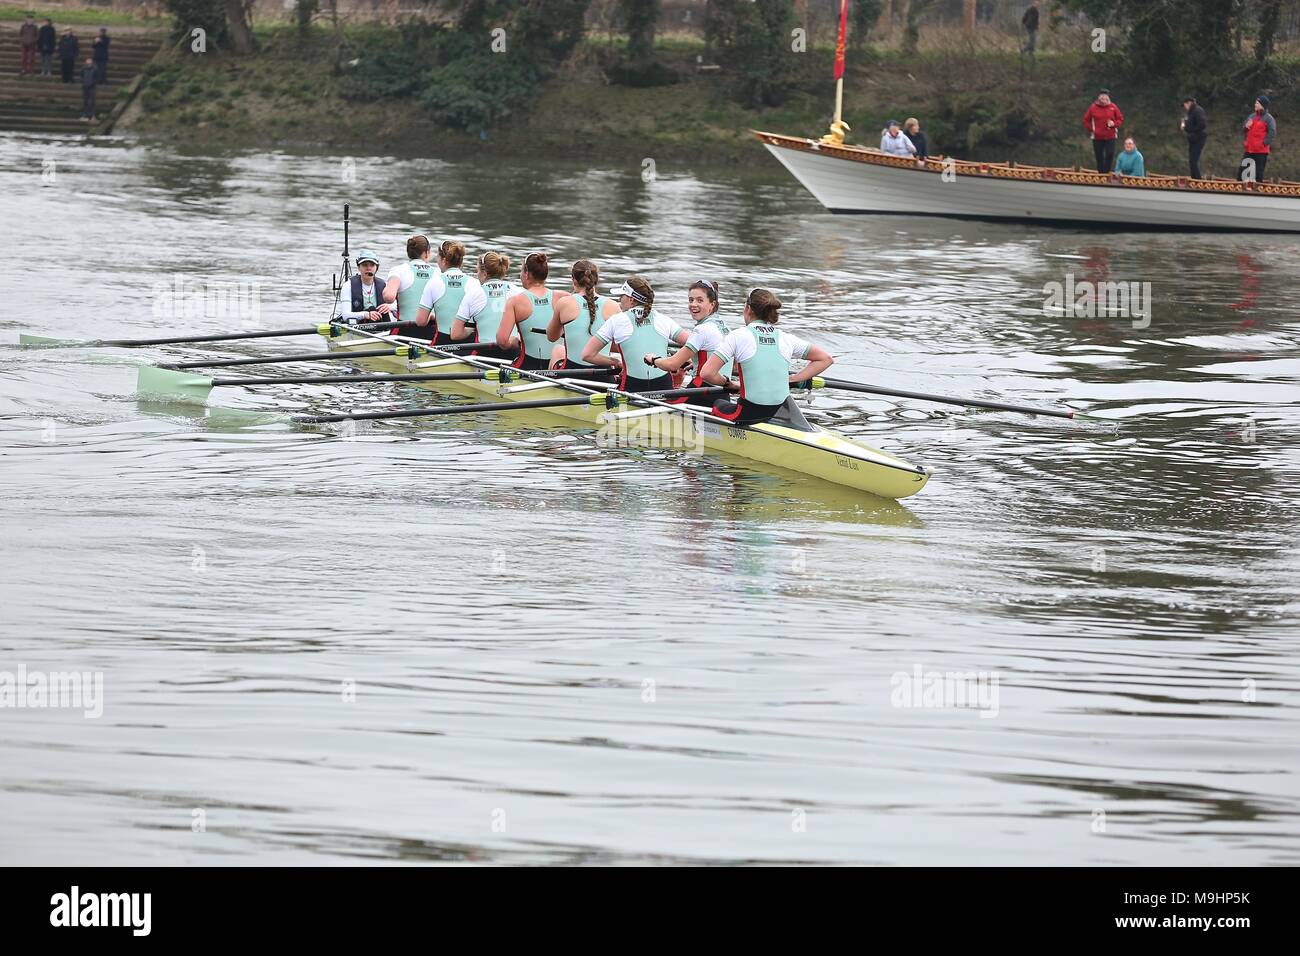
382, 234, 443, 339
700, 288, 834, 425
451, 251, 519, 361
643, 279, 731, 392
580, 276, 688, 393
497, 252, 570, 370
547, 259, 619, 370
413, 240, 477, 346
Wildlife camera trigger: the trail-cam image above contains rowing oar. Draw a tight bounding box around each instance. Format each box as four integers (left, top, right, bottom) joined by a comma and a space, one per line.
810, 376, 1096, 421
295, 386, 724, 426
165, 345, 407, 370
137, 363, 615, 402
298, 392, 622, 424
17, 319, 405, 349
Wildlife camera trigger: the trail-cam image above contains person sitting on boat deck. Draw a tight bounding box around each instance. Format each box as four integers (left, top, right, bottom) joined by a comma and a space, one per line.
1239, 94, 1276, 183
904, 118, 929, 161
497, 252, 571, 370
1112, 138, 1145, 177
643, 279, 731, 398
580, 276, 688, 393
700, 288, 834, 427
880, 120, 917, 158
452, 251, 520, 361
337, 250, 392, 323
1082, 88, 1124, 173
547, 259, 620, 370
383, 234, 443, 339
412, 239, 478, 346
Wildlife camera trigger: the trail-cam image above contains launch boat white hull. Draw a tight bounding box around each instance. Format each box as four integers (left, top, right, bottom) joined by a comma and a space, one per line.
756, 131, 1300, 232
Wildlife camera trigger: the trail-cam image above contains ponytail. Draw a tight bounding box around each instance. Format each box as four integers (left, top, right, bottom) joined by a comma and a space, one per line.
439, 239, 466, 268
626, 275, 654, 326
746, 287, 782, 324
524, 251, 549, 283
479, 250, 510, 280
571, 259, 601, 333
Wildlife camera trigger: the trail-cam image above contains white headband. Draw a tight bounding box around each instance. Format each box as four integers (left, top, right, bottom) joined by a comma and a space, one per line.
610, 281, 649, 304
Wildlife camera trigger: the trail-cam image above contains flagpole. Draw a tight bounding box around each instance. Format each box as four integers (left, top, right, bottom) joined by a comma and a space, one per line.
822, 0, 851, 145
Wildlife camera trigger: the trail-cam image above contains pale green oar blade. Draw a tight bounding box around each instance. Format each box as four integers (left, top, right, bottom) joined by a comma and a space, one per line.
19, 333, 88, 346
136, 365, 215, 403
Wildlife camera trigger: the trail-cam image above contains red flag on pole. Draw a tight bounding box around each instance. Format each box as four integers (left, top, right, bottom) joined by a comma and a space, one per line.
833, 0, 850, 80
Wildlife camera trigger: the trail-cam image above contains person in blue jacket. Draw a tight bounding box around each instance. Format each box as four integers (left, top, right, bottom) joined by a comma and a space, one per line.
1113, 137, 1145, 177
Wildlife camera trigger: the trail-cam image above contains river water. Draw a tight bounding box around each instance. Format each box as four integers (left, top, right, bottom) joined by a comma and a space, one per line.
1, 136, 1297, 865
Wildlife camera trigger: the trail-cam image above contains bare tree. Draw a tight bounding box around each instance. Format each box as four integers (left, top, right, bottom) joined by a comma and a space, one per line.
224, 0, 254, 54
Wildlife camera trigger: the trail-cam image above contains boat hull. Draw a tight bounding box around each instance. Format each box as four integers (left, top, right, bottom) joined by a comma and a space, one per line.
757, 132, 1300, 232
323, 331, 932, 500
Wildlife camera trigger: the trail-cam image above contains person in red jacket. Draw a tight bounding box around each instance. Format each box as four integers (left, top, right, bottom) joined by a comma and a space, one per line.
1239, 94, 1277, 182
1082, 88, 1124, 174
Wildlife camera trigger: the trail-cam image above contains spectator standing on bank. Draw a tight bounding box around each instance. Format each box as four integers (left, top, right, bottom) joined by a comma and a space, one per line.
18, 15, 38, 77
904, 118, 929, 160
80, 56, 97, 121
1239, 95, 1276, 182
1113, 138, 1145, 177
1180, 96, 1208, 179
57, 28, 78, 84
1082, 88, 1124, 174
37, 18, 55, 78
92, 28, 110, 85
1022, 1, 1040, 56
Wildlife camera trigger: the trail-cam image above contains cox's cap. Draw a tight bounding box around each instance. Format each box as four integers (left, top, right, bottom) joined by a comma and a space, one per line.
355, 250, 380, 266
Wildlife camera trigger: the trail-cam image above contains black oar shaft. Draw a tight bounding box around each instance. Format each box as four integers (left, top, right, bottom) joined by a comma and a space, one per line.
210, 366, 619, 387
298, 395, 602, 425
92, 319, 402, 349
210, 372, 487, 387
168, 347, 401, 370
819, 377, 1077, 420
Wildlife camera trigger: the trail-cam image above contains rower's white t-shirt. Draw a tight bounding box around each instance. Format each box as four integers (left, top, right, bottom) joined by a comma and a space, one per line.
457, 281, 522, 320
385, 261, 446, 305
594, 310, 684, 346
713, 325, 813, 365
683, 319, 729, 355
420, 272, 479, 311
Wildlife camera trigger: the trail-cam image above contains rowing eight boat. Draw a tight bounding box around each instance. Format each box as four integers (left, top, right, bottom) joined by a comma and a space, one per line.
298, 324, 933, 499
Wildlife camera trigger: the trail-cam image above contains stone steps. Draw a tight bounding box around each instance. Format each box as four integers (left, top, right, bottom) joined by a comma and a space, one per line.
0, 30, 164, 133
